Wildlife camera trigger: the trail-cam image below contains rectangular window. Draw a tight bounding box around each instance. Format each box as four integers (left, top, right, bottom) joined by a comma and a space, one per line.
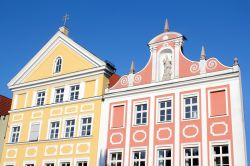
25, 164, 34, 166
70, 85, 80, 100
210, 90, 227, 117
157, 148, 172, 166
49, 121, 60, 139
36, 91, 45, 106
184, 96, 198, 119
111, 105, 125, 128
80, 117, 92, 136
10, 126, 20, 143
54, 88, 64, 103
135, 104, 147, 125
60, 163, 70, 166
45, 164, 55, 166
158, 100, 172, 122
184, 147, 199, 166
29, 123, 40, 141
64, 119, 75, 138
76, 161, 88, 166
213, 145, 230, 166
132, 150, 146, 166
109, 152, 122, 166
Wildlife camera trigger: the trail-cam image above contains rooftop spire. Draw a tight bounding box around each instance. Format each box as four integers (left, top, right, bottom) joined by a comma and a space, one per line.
164, 18, 169, 32
59, 14, 69, 36
200, 46, 206, 60
129, 61, 136, 74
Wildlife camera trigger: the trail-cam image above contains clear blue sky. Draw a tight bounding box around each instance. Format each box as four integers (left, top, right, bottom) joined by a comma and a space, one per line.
0, 0, 249, 163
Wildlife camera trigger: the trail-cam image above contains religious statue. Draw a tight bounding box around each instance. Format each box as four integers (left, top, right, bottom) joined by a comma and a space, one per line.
162, 57, 172, 80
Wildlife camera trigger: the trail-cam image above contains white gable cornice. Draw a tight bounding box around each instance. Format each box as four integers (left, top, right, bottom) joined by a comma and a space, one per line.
8, 31, 106, 88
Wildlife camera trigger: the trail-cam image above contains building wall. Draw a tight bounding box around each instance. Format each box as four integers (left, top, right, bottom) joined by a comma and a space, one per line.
0, 115, 9, 159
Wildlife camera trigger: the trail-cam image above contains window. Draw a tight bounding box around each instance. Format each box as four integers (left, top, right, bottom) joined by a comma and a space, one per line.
184, 147, 199, 166
135, 104, 147, 125
158, 100, 172, 122
76, 161, 88, 166
64, 119, 75, 138
54, 57, 62, 73
69, 85, 80, 100
36, 91, 45, 106
60, 162, 70, 166
213, 145, 230, 166
80, 117, 92, 136
29, 123, 40, 141
109, 152, 122, 166
132, 150, 146, 166
157, 148, 172, 166
45, 164, 54, 166
184, 96, 198, 119
25, 164, 34, 166
10, 126, 20, 143
49, 121, 60, 139
55, 88, 64, 103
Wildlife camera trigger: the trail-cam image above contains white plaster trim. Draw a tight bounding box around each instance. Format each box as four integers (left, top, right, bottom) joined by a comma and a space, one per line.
156, 127, 172, 140
110, 132, 123, 145
154, 145, 173, 166
80, 103, 95, 112
107, 149, 123, 166
50, 107, 63, 116
76, 142, 91, 154
25, 146, 38, 158
210, 122, 228, 136
64, 105, 78, 114
181, 92, 200, 121
182, 125, 199, 138
44, 145, 58, 156
6, 148, 17, 158
31, 110, 44, 119
59, 144, 74, 155
132, 130, 147, 143
12, 113, 23, 122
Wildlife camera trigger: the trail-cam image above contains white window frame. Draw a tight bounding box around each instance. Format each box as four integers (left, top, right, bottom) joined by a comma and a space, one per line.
54, 87, 65, 103
28, 121, 42, 142
53, 57, 62, 74
155, 145, 173, 166
36, 90, 46, 106
4, 162, 16, 166
58, 159, 72, 166
133, 101, 149, 126
156, 97, 173, 123
75, 158, 89, 166
43, 160, 56, 166
182, 92, 200, 121
62, 117, 77, 138
47, 119, 61, 140
79, 114, 93, 137
182, 143, 200, 166
131, 147, 147, 166
69, 84, 80, 101
23, 161, 36, 166
9, 124, 21, 143
210, 140, 232, 166
108, 149, 123, 166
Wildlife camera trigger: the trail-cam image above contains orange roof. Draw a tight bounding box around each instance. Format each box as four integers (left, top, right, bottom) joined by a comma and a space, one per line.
0, 95, 12, 116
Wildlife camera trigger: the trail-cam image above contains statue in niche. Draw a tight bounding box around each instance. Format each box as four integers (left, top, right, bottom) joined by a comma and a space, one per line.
162, 57, 172, 80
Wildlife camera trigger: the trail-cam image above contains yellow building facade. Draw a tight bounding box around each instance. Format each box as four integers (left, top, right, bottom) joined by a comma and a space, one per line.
1, 27, 115, 166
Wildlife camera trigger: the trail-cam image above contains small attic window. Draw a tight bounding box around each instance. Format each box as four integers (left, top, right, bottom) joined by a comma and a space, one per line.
54, 57, 62, 73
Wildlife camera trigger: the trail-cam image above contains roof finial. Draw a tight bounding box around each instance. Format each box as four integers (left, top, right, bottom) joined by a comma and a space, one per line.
200, 46, 206, 60
234, 57, 239, 66
164, 18, 169, 32
59, 14, 69, 36
129, 61, 136, 74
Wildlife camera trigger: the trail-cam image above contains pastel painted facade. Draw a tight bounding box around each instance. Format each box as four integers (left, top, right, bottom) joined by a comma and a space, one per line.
0, 95, 12, 159
100, 21, 247, 166
1, 27, 115, 166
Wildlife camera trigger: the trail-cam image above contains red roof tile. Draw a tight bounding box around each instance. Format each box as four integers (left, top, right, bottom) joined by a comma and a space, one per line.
0, 95, 12, 116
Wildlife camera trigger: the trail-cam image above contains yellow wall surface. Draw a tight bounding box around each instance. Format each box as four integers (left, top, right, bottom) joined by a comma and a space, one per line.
1, 36, 110, 166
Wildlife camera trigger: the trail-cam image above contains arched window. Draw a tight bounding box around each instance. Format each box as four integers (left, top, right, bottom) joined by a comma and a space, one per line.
54, 57, 62, 73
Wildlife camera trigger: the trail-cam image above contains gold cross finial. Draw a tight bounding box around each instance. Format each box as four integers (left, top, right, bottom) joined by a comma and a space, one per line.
63, 14, 69, 26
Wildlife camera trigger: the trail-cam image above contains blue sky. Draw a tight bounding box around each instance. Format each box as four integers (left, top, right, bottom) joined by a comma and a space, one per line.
0, 0, 249, 163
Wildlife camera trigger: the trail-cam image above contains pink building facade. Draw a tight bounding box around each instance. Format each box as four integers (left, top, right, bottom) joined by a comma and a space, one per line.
98, 22, 247, 166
